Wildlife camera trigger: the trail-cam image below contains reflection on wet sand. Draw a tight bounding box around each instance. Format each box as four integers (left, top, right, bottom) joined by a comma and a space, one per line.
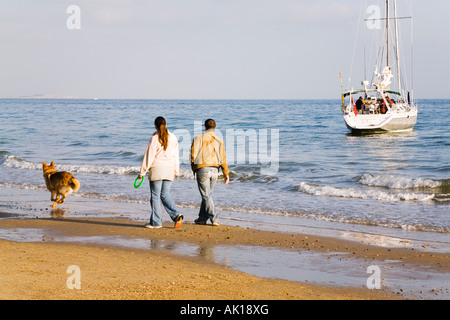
0, 226, 448, 299
50, 208, 66, 218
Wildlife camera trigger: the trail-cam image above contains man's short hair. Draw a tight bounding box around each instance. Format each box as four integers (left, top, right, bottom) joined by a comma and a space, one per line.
205, 119, 216, 130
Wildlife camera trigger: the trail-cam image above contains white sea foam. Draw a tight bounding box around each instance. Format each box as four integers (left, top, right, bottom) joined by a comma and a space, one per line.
0, 181, 47, 191
298, 182, 435, 202
2, 155, 196, 179
359, 173, 442, 189
3, 155, 139, 174
3, 156, 39, 170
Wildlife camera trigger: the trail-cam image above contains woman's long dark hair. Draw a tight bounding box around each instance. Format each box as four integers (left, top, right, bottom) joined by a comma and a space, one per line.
155, 116, 169, 151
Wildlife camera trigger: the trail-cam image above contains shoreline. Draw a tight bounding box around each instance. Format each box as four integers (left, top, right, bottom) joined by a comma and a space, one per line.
1, 216, 448, 270
1, 216, 449, 300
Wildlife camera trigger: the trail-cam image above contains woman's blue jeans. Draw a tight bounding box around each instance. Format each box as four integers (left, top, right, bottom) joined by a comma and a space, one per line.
149, 180, 179, 226
195, 167, 219, 223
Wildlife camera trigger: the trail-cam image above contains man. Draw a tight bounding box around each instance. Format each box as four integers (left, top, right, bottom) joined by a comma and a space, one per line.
190, 119, 229, 226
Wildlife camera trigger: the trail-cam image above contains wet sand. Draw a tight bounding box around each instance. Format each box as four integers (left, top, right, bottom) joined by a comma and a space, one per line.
1, 216, 449, 300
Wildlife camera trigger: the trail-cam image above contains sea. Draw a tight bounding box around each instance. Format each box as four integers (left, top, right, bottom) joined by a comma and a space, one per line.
1, 98, 449, 248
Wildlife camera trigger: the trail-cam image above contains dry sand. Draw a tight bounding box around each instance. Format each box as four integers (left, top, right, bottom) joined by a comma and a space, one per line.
1, 216, 448, 300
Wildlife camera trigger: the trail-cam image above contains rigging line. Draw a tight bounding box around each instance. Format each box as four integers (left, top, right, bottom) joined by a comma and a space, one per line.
374, 22, 387, 80
409, 0, 414, 104
364, 16, 412, 21
363, 0, 367, 82
394, 0, 402, 95
367, 0, 380, 87
347, 0, 365, 89
368, 0, 382, 86
396, 8, 410, 97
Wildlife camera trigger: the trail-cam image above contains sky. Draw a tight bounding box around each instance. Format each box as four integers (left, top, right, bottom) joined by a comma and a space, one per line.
0, 0, 449, 99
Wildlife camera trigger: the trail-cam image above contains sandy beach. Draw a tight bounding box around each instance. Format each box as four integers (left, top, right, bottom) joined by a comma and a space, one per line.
1, 215, 448, 301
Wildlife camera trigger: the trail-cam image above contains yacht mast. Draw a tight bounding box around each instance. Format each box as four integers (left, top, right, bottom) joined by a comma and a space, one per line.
386, 0, 390, 68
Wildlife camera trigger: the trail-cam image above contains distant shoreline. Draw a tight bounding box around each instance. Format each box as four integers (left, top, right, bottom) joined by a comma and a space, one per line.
16, 94, 83, 99
2, 97, 449, 101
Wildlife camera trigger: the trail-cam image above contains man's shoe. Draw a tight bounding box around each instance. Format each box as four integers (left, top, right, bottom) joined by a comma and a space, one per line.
174, 214, 183, 229
211, 220, 220, 226
194, 219, 207, 225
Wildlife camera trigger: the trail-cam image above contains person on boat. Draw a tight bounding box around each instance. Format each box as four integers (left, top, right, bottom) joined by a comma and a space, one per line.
355, 97, 364, 113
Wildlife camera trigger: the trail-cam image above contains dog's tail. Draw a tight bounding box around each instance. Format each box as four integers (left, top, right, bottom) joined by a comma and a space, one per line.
70, 178, 81, 192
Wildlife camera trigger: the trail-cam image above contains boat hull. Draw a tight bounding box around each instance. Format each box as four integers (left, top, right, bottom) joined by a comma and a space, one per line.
343, 109, 417, 133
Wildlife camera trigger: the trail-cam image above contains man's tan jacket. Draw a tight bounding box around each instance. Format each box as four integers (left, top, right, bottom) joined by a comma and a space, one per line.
190, 129, 229, 176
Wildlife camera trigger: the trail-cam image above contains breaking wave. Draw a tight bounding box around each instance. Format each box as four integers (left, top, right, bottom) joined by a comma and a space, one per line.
358, 173, 445, 190
0, 181, 47, 191
1, 155, 195, 179
297, 182, 435, 202
3, 155, 140, 175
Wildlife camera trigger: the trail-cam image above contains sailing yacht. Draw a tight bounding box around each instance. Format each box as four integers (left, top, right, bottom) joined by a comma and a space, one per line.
340, 0, 417, 133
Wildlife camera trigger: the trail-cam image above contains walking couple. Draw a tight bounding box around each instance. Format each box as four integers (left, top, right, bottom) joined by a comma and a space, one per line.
137, 117, 229, 229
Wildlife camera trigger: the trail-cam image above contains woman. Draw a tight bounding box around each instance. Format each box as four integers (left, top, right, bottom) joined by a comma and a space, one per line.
138, 116, 183, 229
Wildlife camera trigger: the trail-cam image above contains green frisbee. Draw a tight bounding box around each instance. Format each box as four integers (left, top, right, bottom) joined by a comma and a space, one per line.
134, 176, 144, 188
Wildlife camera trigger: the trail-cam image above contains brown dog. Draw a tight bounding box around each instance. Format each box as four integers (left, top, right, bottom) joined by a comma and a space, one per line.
42, 161, 80, 209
